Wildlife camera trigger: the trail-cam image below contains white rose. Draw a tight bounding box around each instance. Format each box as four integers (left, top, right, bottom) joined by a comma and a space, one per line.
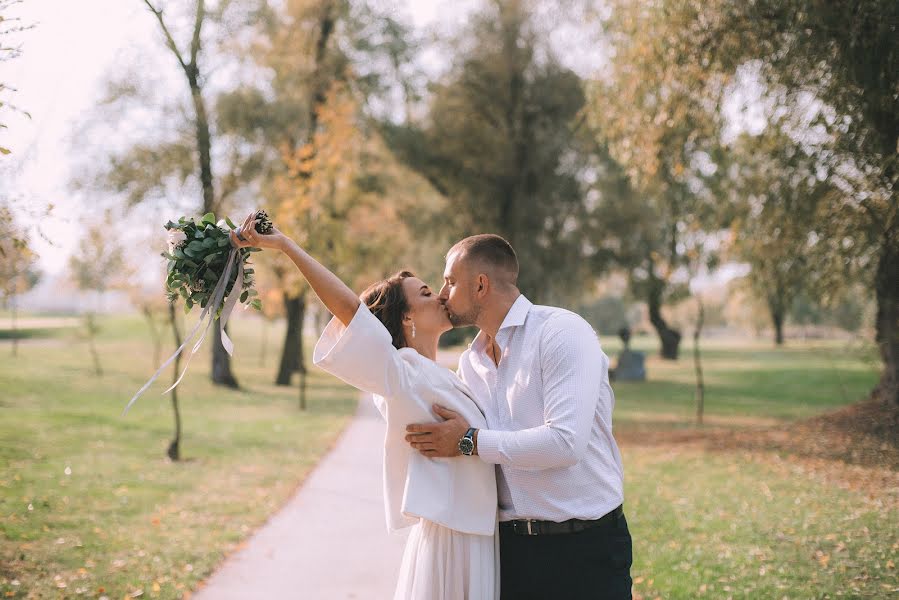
167, 229, 187, 252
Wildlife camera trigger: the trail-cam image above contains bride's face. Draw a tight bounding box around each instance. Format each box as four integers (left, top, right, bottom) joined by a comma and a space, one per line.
401, 276, 452, 337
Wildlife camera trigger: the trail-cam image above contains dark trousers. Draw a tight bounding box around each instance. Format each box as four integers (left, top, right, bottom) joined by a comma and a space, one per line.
499, 509, 633, 599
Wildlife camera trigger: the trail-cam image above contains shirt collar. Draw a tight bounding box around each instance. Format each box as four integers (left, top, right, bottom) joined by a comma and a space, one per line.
498, 294, 532, 331
469, 294, 532, 353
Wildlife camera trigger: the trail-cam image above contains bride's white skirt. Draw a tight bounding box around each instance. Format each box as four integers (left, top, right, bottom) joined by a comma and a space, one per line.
394, 519, 499, 600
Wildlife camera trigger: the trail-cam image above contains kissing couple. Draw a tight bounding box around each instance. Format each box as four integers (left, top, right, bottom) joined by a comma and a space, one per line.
230, 212, 633, 600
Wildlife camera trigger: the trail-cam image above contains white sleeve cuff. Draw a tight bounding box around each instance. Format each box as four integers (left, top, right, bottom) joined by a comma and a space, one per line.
477, 429, 503, 465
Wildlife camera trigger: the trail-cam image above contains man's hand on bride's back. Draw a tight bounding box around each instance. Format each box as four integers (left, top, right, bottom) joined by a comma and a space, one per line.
229, 211, 287, 251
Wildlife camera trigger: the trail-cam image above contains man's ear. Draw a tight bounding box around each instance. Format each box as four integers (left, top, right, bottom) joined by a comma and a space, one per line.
476, 274, 489, 297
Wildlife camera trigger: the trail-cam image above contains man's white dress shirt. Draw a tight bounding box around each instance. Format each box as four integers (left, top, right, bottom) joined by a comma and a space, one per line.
313, 304, 498, 536
459, 294, 625, 523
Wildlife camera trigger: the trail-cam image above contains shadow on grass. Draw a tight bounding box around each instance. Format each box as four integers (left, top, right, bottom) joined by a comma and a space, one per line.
0, 327, 70, 340
616, 395, 898, 471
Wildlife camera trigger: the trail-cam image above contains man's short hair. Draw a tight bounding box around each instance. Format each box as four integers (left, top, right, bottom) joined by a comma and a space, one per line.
448, 234, 519, 285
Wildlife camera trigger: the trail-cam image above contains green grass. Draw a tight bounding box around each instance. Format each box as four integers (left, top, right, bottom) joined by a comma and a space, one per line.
0, 316, 895, 599
602, 336, 896, 598
605, 336, 880, 424
0, 314, 358, 599
624, 447, 897, 598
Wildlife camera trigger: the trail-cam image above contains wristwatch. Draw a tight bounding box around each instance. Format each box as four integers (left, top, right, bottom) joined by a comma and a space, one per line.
458, 427, 477, 456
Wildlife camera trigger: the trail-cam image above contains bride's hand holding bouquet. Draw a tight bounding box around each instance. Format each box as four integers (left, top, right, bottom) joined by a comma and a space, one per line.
228, 211, 288, 252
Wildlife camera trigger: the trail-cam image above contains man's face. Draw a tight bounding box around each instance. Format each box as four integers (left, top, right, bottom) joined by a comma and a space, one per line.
438, 251, 481, 328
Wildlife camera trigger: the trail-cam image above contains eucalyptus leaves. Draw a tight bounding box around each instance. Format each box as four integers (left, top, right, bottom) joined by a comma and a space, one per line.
163, 211, 269, 315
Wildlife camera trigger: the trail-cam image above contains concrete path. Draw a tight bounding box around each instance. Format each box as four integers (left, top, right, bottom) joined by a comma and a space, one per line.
194, 396, 408, 599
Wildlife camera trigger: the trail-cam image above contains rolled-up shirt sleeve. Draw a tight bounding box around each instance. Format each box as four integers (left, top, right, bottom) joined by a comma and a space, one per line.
313, 303, 413, 399
477, 314, 604, 470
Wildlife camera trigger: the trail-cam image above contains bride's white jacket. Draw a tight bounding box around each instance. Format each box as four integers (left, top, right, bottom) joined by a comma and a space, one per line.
313, 304, 497, 536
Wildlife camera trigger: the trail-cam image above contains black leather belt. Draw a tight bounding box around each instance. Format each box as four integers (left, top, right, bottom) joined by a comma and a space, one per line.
500, 505, 624, 536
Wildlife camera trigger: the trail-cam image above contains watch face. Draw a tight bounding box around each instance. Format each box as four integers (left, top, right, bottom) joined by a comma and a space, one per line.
459, 437, 474, 455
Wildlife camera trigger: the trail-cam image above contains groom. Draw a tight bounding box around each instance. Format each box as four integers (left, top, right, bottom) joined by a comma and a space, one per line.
405, 234, 632, 599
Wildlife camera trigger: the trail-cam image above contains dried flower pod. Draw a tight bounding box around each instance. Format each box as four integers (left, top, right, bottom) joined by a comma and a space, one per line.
254, 209, 274, 235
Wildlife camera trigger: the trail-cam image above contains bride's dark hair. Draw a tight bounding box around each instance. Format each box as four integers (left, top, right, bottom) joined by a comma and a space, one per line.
360, 270, 415, 350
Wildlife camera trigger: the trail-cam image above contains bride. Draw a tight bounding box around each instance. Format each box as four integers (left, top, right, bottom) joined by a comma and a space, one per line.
229, 213, 499, 600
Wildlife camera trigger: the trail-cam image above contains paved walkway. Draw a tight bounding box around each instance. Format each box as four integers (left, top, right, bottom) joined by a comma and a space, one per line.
194, 396, 408, 599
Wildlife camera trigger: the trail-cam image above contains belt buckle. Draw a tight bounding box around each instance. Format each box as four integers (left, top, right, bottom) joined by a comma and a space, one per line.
511, 518, 539, 535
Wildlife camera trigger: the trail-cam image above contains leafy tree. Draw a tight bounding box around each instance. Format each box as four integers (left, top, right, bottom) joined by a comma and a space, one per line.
224, 0, 427, 396
68, 214, 129, 376
0, 0, 33, 155
238, 0, 347, 395
727, 127, 831, 345
273, 81, 424, 406
0, 200, 40, 355
382, 0, 598, 305
88, 0, 263, 388
585, 1, 727, 359
662, 0, 898, 402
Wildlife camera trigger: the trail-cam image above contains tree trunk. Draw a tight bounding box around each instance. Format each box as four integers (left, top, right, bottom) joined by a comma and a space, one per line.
260, 318, 268, 367
211, 323, 239, 388
190, 25, 237, 389
167, 301, 183, 461
11, 295, 17, 357
769, 300, 785, 346
86, 313, 103, 377
299, 369, 308, 411
145, 0, 237, 387
297, 297, 308, 410
276, 291, 305, 386
772, 312, 784, 346
874, 234, 899, 405
190, 80, 215, 217
693, 298, 705, 425
142, 305, 162, 368
647, 272, 681, 360
195, 82, 237, 389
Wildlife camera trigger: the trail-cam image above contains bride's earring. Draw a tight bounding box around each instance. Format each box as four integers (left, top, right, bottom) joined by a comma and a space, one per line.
411, 321, 416, 339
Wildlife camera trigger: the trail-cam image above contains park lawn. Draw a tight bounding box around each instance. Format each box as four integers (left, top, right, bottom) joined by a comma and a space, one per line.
606, 336, 896, 598
606, 335, 880, 424
0, 313, 359, 599
623, 446, 897, 598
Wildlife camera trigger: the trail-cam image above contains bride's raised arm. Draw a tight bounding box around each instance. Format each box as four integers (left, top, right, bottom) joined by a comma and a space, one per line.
229, 212, 360, 326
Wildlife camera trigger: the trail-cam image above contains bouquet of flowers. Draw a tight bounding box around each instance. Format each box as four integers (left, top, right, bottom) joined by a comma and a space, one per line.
124, 209, 274, 415
163, 210, 272, 315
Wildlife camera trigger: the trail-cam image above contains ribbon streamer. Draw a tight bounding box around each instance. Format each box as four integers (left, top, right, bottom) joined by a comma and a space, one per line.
122, 246, 244, 416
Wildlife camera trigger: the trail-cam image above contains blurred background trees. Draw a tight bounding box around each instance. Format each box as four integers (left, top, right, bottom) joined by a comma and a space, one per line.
68, 213, 129, 376
382, 0, 598, 304
41, 0, 892, 408
581, 0, 896, 402
0, 0, 33, 155
0, 201, 41, 356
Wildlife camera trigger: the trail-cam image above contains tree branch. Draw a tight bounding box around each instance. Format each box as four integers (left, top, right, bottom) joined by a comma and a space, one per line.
189, 0, 204, 71
143, 0, 189, 73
